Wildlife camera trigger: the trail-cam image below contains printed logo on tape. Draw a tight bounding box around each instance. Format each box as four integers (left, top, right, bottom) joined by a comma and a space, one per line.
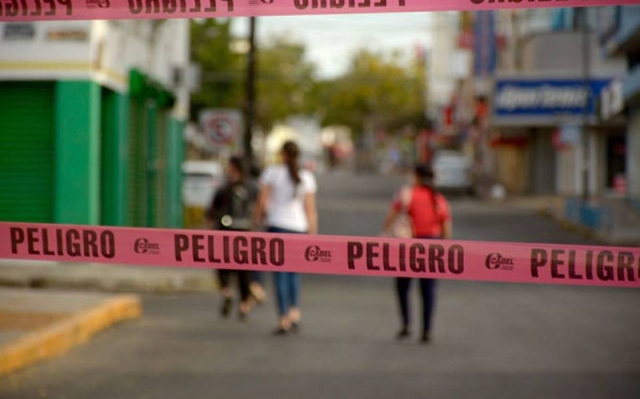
485, 253, 514, 271
305, 245, 332, 263
134, 238, 160, 255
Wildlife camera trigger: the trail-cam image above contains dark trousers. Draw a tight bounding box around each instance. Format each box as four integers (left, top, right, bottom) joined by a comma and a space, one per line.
217, 269, 251, 302
396, 277, 437, 334
250, 271, 264, 285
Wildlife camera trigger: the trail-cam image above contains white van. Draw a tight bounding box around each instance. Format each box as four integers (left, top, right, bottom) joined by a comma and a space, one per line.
182, 161, 224, 209
433, 150, 474, 194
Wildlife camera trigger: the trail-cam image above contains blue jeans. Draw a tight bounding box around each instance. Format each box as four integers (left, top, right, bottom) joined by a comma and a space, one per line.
268, 226, 304, 316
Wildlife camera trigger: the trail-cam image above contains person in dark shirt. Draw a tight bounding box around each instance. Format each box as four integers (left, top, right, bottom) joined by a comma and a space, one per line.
206, 156, 257, 320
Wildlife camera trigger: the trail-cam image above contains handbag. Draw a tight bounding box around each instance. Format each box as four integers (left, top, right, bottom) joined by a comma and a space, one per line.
390, 187, 414, 239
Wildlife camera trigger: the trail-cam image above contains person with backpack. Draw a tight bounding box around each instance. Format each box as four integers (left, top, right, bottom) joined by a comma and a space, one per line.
381, 163, 452, 344
206, 156, 257, 321
253, 141, 318, 335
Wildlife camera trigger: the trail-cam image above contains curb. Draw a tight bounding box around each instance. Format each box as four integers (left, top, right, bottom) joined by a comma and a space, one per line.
0, 295, 141, 377
539, 208, 640, 246
0, 277, 217, 294
539, 208, 598, 239
0, 271, 217, 294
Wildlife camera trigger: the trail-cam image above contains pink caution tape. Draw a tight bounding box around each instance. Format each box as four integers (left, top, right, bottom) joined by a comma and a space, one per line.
1, 222, 639, 288
0, 0, 637, 22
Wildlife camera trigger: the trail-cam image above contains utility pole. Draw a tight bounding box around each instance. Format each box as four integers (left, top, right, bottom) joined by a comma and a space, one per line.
581, 8, 591, 200
244, 17, 257, 169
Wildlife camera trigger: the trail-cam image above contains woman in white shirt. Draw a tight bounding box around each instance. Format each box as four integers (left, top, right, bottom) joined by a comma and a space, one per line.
254, 141, 318, 335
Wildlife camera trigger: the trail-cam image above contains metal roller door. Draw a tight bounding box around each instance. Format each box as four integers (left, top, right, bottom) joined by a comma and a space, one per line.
0, 82, 55, 222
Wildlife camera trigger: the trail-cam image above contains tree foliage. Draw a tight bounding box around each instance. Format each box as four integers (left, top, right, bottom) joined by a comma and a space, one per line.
319, 49, 426, 136
190, 24, 318, 131
255, 35, 319, 130
189, 19, 244, 121
190, 22, 426, 135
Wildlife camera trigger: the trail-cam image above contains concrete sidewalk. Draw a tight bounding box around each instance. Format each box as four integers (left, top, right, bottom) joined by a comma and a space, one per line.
0, 260, 217, 293
0, 260, 213, 375
493, 195, 640, 246
0, 288, 140, 376
0, 257, 210, 376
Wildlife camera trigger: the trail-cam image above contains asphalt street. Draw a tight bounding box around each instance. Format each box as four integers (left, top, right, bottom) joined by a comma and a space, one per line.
1, 172, 639, 399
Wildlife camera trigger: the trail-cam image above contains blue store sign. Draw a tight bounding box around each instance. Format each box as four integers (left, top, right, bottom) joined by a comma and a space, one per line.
494, 79, 611, 123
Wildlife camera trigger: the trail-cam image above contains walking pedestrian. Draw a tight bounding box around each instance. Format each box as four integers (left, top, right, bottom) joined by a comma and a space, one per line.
248, 163, 267, 305
206, 156, 257, 321
381, 163, 452, 343
253, 141, 318, 335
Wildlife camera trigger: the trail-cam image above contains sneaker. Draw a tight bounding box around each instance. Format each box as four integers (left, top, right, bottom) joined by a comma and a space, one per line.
396, 328, 411, 340
420, 332, 431, 344
272, 327, 289, 336
238, 310, 249, 322
220, 297, 232, 318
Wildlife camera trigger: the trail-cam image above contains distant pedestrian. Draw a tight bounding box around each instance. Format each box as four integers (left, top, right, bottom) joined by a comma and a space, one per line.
254, 141, 318, 335
248, 163, 267, 305
381, 163, 452, 343
206, 156, 257, 321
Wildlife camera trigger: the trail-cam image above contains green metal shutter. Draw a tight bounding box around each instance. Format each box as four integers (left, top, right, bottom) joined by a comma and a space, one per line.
127, 98, 147, 227
0, 82, 55, 222
166, 118, 185, 228
101, 88, 115, 225
154, 110, 168, 227
101, 89, 129, 226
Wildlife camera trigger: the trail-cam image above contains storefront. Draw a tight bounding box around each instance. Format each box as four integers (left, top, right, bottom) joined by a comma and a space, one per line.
492, 76, 615, 196
597, 5, 640, 201
0, 22, 189, 228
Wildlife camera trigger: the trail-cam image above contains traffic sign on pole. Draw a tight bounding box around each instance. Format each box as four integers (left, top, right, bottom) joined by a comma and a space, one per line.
199, 109, 244, 149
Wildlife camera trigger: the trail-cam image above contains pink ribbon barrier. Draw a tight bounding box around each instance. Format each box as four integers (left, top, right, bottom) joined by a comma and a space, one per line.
0, 0, 637, 22
1, 222, 639, 288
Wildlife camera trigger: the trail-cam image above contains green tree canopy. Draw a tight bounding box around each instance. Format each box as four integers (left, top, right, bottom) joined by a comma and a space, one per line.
189, 19, 244, 121
190, 23, 425, 136
190, 24, 319, 132
256, 35, 319, 130
319, 49, 426, 136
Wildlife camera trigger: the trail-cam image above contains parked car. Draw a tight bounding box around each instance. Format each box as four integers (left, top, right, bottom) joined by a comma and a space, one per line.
182, 161, 224, 207
432, 150, 474, 194
182, 161, 224, 228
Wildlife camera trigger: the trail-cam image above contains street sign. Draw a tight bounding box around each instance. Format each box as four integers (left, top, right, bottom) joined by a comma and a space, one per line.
199, 109, 243, 148
560, 124, 582, 145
